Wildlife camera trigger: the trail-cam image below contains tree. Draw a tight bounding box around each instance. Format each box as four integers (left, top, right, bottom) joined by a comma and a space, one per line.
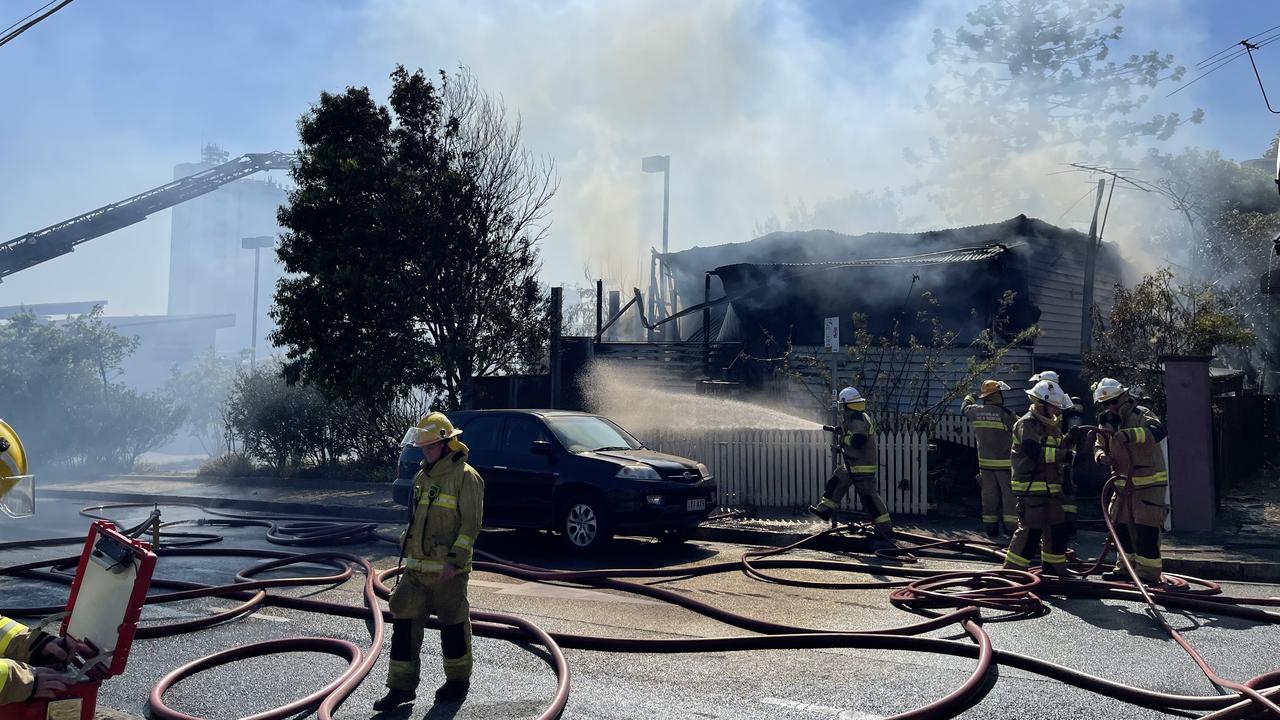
273, 65, 554, 413
224, 363, 353, 473
1084, 268, 1254, 413
0, 309, 183, 471
163, 349, 237, 455
927, 0, 1201, 156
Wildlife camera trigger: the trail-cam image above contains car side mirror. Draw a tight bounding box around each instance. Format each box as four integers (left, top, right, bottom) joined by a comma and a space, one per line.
531, 440, 554, 458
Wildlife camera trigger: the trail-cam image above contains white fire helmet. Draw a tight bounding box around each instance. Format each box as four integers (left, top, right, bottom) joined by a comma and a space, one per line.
1092, 378, 1128, 404
1028, 370, 1060, 385
1025, 380, 1071, 410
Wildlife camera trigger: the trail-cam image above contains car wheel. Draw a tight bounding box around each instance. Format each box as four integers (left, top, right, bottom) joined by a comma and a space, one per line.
657, 528, 695, 545
561, 496, 612, 551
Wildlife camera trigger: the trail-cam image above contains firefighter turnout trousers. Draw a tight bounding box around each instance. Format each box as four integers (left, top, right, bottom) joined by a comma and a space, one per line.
819, 466, 891, 533
1108, 483, 1167, 583
1003, 495, 1069, 575
978, 469, 1017, 531
387, 569, 473, 689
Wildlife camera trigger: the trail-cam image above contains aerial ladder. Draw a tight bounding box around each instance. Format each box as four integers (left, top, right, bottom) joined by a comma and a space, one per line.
0, 151, 295, 282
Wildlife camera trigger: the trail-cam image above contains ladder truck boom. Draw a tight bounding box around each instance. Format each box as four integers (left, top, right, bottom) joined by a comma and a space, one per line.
0, 151, 294, 282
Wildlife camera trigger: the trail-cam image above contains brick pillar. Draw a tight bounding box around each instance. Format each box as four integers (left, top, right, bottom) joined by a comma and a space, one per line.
1162, 355, 1215, 532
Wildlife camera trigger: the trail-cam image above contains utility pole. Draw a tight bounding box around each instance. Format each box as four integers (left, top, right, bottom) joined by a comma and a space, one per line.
1079, 179, 1108, 355
550, 286, 562, 409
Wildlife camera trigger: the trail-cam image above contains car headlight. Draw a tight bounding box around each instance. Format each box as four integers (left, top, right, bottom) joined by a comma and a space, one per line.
695, 462, 710, 479
616, 464, 662, 481
645, 494, 664, 505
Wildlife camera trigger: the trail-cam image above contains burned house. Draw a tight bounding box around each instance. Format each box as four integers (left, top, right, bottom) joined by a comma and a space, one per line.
655, 215, 1128, 415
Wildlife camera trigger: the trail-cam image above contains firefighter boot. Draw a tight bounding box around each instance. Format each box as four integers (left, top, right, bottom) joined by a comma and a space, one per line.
1100, 567, 1131, 582
984, 522, 1000, 538
372, 688, 415, 712
807, 503, 834, 522
434, 680, 471, 703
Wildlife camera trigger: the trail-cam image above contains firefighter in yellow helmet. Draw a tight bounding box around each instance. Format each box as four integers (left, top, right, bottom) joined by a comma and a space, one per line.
1003, 380, 1074, 578
807, 387, 892, 540
1092, 378, 1168, 584
962, 380, 1017, 537
374, 412, 484, 711
1, 418, 98, 704
0, 419, 35, 520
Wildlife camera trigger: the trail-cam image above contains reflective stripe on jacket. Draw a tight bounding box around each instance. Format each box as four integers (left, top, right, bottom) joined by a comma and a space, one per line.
404, 444, 485, 574
1010, 411, 1066, 495
1094, 405, 1168, 488
0, 615, 42, 704
962, 399, 1015, 470
839, 410, 877, 475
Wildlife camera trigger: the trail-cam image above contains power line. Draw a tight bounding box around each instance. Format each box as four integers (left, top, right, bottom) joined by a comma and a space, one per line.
0, 0, 56, 38
1168, 30, 1280, 98
0, 0, 73, 50
1197, 23, 1280, 68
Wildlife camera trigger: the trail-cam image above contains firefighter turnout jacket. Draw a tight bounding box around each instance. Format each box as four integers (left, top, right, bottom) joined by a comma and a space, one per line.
838, 409, 877, 475
403, 442, 484, 576
0, 615, 51, 704
1093, 405, 1168, 489
1010, 410, 1069, 496
962, 397, 1015, 471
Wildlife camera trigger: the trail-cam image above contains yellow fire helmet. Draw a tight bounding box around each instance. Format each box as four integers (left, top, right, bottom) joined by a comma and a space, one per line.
400, 411, 463, 448
979, 380, 1011, 398
0, 418, 35, 518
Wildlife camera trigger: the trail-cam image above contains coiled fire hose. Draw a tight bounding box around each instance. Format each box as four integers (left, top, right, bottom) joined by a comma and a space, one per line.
1, 492, 1278, 719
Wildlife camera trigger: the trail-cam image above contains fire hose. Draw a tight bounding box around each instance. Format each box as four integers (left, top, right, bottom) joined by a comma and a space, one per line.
0, 486, 1278, 720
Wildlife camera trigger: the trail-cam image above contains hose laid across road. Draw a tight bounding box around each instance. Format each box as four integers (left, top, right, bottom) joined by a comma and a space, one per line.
0, 494, 1278, 720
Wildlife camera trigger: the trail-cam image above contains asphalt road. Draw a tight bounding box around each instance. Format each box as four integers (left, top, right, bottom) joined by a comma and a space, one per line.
2, 496, 1279, 720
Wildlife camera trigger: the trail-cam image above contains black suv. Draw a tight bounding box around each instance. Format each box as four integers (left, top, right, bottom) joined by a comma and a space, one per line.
393, 410, 717, 550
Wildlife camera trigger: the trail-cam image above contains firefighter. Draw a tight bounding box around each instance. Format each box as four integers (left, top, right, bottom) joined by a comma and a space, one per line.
962, 380, 1017, 537
1092, 378, 1168, 584
374, 412, 484, 711
1030, 372, 1083, 539
1, 419, 98, 704
807, 387, 892, 539
1003, 380, 1074, 578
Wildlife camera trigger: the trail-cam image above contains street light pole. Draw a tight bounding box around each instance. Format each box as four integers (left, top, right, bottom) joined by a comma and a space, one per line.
241, 236, 275, 370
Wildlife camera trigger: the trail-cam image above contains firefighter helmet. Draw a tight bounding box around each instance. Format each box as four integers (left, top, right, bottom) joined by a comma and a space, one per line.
979, 380, 1011, 398
1092, 378, 1128, 404
401, 412, 463, 447
0, 419, 35, 519
1029, 370, 1060, 385
838, 387, 866, 410
1026, 380, 1071, 410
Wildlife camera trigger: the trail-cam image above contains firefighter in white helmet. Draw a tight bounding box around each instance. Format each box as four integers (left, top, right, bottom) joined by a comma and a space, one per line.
962, 380, 1017, 537
375, 412, 484, 710
1031, 371, 1084, 539
1092, 378, 1168, 584
1002, 381, 1074, 577
1, 418, 99, 705
807, 387, 892, 539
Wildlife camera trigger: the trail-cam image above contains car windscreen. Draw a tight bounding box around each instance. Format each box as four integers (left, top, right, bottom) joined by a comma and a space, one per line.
545, 416, 643, 454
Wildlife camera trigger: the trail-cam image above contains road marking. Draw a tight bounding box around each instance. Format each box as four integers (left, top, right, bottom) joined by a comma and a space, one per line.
761, 697, 883, 719
140, 605, 289, 623
477, 580, 661, 605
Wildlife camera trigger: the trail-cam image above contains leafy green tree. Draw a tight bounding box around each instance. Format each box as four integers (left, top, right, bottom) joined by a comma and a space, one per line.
1085, 268, 1255, 413
224, 363, 353, 473
272, 66, 553, 412
926, 0, 1201, 156
0, 309, 183, 471
163, 349, 237, 455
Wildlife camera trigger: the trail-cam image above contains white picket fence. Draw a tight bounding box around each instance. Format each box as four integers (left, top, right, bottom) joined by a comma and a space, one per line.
643, 428, 929, 515
932, 413, 977, 448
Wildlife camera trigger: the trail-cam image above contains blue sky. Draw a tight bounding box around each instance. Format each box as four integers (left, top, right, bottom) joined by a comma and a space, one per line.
1, 0, 1277, 316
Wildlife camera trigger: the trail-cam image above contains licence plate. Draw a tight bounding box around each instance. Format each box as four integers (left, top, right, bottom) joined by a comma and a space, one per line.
686, 498, 707, 512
